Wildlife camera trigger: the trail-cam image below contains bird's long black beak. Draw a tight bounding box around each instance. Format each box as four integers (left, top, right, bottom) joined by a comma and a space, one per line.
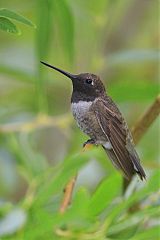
40, 61, 76, 80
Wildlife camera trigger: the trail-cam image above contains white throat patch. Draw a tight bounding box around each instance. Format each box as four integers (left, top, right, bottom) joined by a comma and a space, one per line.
71, 101, 92, 115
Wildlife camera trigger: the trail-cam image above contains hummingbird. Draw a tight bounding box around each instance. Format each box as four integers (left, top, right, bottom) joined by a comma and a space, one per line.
41, 61, 146, 180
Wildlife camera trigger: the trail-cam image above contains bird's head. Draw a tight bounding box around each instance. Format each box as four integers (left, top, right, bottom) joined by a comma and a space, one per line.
40, 61, 106, 100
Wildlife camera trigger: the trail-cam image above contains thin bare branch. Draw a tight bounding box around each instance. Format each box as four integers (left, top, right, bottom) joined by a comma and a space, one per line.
132, 95, 160, 144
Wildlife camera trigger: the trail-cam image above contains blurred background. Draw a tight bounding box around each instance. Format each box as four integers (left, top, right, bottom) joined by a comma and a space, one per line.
0, 0, 159, 223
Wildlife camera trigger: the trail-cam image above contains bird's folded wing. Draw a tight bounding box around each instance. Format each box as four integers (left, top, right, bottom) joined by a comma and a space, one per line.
92, 98, 140, 179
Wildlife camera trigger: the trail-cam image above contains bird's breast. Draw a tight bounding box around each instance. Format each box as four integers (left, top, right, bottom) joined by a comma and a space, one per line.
71, 100, 105, 140
71, 100, 94, 135
71, 100, 92, 123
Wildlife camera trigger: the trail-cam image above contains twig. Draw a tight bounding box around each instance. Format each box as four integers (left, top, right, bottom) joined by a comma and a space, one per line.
59, 175, 77, 214
123, 95, 160, 192
132, 95, 160, 144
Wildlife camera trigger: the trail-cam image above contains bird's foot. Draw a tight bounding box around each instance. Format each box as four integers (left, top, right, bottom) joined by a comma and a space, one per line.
83, 139, 96, 151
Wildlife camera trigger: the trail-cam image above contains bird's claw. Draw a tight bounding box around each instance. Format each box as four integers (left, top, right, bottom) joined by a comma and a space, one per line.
83, 139, 96, 150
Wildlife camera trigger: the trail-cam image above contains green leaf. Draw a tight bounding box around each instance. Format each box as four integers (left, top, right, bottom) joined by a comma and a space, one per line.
35, 0, 53, 112
23, 208, 57, 240
106, 171, 160, 225
131, 226, 160, 240
0, 8, 36, 28
55, 188, 92, 229
68, 187, 91, 219
0, 17, 20, 34
23, 151, 94, 239
34, 149, 95, 207
108, 225, 138, 240
36, 0, 53, 60
108, 206, 160, 237
89, 173, 122, 216
52, 0, 74, 63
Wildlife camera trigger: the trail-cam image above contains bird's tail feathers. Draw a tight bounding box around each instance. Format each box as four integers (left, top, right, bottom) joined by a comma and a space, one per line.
102, 146, 146, 181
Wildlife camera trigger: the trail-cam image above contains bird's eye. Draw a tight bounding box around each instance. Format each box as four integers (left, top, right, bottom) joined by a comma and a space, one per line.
85, 79, 93, 85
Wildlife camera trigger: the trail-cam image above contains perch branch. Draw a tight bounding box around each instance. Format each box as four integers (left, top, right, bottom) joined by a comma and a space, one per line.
132, 95, 160, 144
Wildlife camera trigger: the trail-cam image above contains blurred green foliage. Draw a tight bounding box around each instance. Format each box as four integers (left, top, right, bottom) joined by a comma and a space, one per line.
0, 8, 35, 34
0, 0, 159, 239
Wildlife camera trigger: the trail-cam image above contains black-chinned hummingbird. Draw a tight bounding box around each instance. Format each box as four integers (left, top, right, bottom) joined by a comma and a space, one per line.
41, 61, 146, 180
